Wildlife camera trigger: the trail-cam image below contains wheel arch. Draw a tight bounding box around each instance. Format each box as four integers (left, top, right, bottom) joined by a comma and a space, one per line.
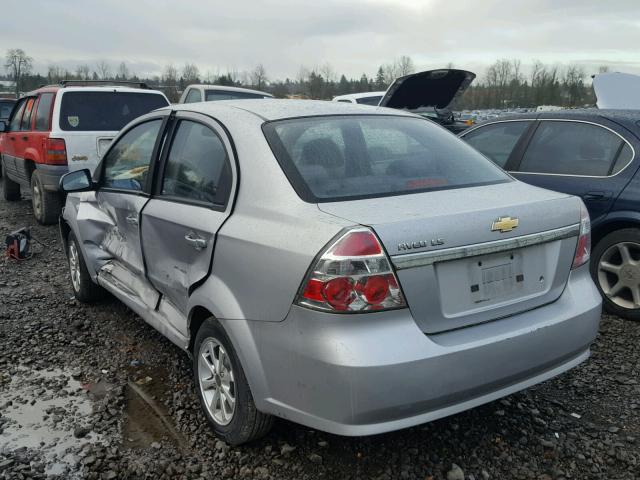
592, 213, 640, 247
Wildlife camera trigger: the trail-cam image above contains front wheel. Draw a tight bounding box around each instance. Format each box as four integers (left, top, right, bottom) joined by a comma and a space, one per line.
193, 319, 273, 445
591, 228, 640, 322
67, 231, 105, 303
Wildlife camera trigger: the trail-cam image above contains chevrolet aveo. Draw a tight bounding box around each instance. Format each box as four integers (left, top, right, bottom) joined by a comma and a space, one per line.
59, 100, 601, 445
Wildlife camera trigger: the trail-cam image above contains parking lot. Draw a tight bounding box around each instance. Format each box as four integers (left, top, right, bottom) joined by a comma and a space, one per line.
0, 187, 638, 479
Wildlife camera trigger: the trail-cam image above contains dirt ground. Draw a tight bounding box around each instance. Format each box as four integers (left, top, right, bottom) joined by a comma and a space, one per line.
0, 188, 639, 480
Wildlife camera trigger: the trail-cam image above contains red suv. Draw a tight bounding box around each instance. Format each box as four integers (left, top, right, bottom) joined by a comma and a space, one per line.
0, 81, 169, 224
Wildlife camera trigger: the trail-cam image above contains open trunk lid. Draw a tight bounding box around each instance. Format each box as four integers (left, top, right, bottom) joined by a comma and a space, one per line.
318, 182, 582, 333
379, 69, 476, 111
593, 72, 640, 110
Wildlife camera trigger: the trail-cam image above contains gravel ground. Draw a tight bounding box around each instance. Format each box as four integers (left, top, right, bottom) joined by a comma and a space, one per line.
0, 188, 639, 480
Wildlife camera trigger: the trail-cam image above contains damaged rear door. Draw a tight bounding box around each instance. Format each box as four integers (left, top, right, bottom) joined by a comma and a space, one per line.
139, 112, 236, 333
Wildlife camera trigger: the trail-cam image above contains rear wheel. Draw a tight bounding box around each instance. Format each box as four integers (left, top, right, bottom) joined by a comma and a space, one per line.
31, 171, 63, 225
67, 231, 105, 303
193, 319, 273, 445
591, 228, 640, 322
1, 162, 20, 201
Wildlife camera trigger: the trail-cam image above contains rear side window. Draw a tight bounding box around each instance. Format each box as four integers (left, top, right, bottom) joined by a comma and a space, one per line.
184, 89, 202, 103
20, 98, 36, 131
519, 121, 628, 176
463, 121, 531, 168
59, 92, 169, 131
161, 120, 231, 205
8, 100, 26, 131
205, 90, 267, 101
34, 93, 54, 131
102, 120, 162, 191
355, 95, 382, 106
263, 115, 510, 202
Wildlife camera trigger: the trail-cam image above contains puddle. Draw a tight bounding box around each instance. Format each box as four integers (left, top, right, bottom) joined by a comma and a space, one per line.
0, 368, 103, 476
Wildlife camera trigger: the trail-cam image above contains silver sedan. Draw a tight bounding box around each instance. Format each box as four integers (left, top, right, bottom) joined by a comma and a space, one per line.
59, 100, 601, 445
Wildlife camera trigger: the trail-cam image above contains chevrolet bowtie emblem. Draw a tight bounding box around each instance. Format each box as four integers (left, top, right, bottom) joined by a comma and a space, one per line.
492, 216, 519, 233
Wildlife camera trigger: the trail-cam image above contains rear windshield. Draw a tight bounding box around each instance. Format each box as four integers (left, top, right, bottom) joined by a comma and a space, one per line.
0, 101, 14, 119
356, 95, 382, 106
263, 115, 510, 202
59, 92, 169, 131
205, 90, 268, 101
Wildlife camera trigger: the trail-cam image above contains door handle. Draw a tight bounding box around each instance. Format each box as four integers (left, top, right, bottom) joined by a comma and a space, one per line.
582, 191, 611, 201
125, 214, 139, 225
9, 136, 15, 141
184, 231, 207, 250
21, 136, 28, 141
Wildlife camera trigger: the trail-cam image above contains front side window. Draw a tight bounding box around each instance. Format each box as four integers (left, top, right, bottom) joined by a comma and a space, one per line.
184, 89, 202, 103
463, 121, 531, 168
205, 90, 267, 101
263, 115, 510, 202
102, 120, 162, 191
19, 98, 36, 131
8, 99, 26, 131
0, 101, 14, 119
161, 121, 231, 205
519, 121, 627, 176
34, 93, 54, 131
59, 92, 168, 131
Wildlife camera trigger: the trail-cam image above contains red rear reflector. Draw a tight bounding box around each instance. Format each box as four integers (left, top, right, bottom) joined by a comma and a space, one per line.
329, 230, 382, 257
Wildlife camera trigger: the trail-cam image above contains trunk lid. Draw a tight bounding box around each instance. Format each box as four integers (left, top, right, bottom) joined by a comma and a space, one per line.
318, 181, 582, 333
54, 130, 116, 174
379, 69, 476, 111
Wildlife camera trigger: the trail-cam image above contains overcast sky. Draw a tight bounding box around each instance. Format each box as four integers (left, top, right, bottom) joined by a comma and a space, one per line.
1, 0, 639, 81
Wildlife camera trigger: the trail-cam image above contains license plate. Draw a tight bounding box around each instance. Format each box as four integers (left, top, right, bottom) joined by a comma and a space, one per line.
469, 251, 524, 303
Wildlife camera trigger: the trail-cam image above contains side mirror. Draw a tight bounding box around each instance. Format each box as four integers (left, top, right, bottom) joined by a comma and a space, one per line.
60, 169, 95, 193
0, 121, 6, 133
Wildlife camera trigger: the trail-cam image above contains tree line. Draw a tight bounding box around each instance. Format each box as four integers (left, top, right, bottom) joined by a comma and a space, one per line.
4, 49, 608, 108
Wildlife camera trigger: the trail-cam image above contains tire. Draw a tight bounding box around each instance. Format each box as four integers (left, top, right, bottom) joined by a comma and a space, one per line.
591, 228, 640, 322
31, 170, 63, 225
1, 162, 20, 201
67, 231, 105, 303
193, 319, 273, 445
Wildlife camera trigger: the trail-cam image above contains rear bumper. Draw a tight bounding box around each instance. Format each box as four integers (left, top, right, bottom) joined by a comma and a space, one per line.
35, 164, 68, 192
224, 265, 601, 436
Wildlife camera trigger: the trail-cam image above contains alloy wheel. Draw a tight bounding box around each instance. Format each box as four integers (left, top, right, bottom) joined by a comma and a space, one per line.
198, 338, 236, 426
597, 241, 640, 309
68, 241, 81, 293
32, 180, 42, 219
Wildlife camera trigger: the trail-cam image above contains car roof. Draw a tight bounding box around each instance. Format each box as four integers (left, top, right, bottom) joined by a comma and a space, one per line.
187, 84, 273, 97
169, 98, 415, 121
333, 91, 386, 101
469, 108, 640, 134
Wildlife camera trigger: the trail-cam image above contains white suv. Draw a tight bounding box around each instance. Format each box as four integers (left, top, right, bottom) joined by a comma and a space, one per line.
179, 84, 273, 103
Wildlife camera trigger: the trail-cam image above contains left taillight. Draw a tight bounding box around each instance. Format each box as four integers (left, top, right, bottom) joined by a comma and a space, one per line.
296, 228, 407, 313
45, 138, 67, 165
572, 202, 591, 269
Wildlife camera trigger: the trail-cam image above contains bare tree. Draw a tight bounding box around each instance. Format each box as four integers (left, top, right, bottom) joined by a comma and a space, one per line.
598, 65, 610, 74
162, 64, 179, 102
5, 48, 33, 98
76, 64, 91, 80
96, 60, 111, 80
117, 61, 129, 80
397, 56, 415, 77
47, 64, 65, 84
250, 64, 268, 90
182, 63, 200, 84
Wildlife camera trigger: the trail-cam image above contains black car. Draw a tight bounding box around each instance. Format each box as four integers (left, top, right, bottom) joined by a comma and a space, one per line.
0, 98, 15, 121
461, 109, 640, 321
380, 69, 476, 133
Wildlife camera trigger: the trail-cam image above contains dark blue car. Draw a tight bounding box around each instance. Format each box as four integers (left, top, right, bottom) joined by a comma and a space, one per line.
461, 109, 640, 321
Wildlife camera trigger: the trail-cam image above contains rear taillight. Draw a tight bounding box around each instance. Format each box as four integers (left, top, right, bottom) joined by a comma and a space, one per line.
572, 202, 591, 269
297, 228, 407, 312
45, 138, 67, 165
